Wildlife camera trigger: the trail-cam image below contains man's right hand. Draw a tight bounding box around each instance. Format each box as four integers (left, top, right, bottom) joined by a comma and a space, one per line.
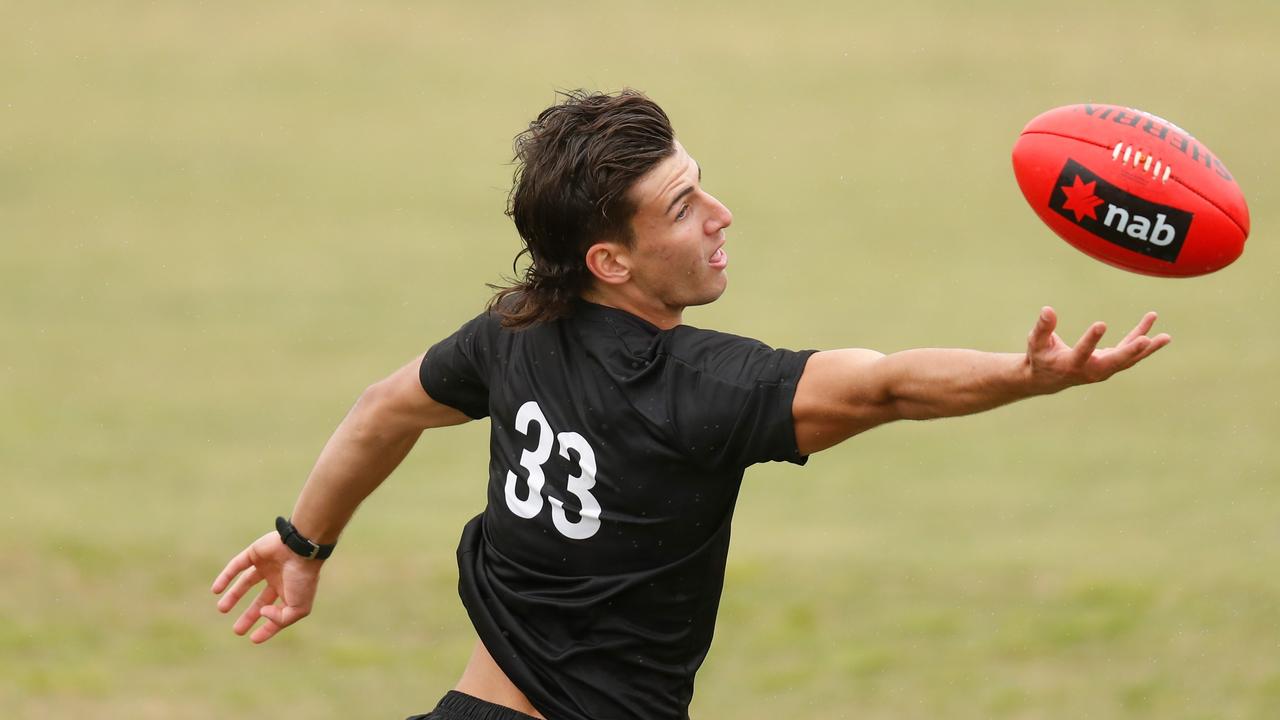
211, 531, 323, 644
209, 354, 472, 643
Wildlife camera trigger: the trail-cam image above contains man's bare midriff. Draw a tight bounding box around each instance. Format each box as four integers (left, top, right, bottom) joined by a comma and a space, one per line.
454, 637, 547, 719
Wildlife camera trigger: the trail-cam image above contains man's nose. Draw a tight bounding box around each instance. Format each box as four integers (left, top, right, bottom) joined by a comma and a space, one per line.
704, 194, 733, 234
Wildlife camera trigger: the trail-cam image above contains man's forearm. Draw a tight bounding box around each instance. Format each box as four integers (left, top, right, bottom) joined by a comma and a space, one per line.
879, 348, 1042, 421
288, 386, 425, 544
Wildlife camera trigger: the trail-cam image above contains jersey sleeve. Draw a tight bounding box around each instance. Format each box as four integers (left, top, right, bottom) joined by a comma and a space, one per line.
419, 311, 500, 420
665, 327, 816, 470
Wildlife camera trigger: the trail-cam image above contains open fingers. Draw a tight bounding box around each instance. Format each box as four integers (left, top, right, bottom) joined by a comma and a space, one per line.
211, 548, 253, 595
1028, 306, 1058, 352
234, 583, 278, 636
253, 602, 311, 644
250, 618, 286, 644
1122, 333, 1172, 369
260, 602, 310, 629
1095, 331, 1172, 376
217, 565, 263, 614
1120, 311, 1159, 346
1071, 321, 1108, 365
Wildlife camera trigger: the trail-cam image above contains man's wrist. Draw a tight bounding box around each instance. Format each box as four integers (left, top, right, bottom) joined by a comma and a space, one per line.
1022, 352, 1071, 397
275, 516, 337, 560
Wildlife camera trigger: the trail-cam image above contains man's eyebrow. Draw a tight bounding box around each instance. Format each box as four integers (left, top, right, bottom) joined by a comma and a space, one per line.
663, 163, 702, 217
665, 186, 694, 217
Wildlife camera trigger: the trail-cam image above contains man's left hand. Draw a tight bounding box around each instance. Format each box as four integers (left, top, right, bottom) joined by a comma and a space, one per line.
1026, 306, 1172, 394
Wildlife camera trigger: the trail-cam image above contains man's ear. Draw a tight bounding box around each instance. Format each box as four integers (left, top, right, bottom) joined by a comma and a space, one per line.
584, 241, 631, 286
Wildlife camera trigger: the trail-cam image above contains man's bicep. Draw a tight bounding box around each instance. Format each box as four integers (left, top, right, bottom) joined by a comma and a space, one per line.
365, 354, 473, 432
792, 348, 899, 455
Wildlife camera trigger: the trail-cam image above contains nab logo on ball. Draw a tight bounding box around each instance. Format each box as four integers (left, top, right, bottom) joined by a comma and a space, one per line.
1048, 159, 1193, 264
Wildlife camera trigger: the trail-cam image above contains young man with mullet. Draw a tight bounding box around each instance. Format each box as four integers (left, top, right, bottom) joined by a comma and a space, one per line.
212, 90, 1170, 720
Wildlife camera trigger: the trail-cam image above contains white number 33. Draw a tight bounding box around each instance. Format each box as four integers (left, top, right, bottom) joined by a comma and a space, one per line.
504, 400, 602, 540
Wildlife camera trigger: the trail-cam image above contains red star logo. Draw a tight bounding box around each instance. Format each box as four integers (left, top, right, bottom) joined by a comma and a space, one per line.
1059, 176, 1104, 222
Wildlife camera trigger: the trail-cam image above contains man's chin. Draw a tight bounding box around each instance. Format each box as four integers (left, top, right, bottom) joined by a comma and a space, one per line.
686, 279, 728, 308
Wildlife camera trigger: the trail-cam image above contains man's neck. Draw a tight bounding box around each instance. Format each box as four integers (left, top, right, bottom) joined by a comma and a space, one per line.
580, 287, 684, 330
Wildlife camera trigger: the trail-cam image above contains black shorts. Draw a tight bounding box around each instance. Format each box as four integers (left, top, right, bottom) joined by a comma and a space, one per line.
407, 691, 541, 720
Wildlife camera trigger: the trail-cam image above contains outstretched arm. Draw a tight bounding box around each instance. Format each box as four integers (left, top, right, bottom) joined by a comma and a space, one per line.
792, 307, 1171, 455
211, 354, 470, 643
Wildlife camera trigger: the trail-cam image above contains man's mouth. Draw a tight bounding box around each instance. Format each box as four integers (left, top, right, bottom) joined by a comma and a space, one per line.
709, 246, 728, 269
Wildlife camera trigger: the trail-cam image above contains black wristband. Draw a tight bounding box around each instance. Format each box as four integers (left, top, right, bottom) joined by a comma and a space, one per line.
275, 516, 336, 560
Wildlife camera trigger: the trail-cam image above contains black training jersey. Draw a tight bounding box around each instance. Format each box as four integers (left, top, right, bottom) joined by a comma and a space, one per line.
420, 301, 815, 720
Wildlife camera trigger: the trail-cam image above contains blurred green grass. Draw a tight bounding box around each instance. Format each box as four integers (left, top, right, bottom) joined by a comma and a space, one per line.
3, 1, 1278, 718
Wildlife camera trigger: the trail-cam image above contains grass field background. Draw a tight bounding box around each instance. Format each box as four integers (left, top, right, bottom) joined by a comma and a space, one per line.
3, 2, 1278, 718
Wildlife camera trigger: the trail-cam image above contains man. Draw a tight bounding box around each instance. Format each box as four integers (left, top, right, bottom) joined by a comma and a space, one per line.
212, 89, 1170, 720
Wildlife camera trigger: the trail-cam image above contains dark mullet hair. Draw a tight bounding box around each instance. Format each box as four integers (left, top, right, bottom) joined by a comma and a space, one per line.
488, 89, 675, 328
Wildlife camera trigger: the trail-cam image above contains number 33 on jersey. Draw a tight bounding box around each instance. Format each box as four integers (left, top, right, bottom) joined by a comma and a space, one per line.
503, 400, 602, 540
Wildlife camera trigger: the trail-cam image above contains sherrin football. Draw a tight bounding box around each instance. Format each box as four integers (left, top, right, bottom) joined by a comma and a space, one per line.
1012, 104, 1249, 277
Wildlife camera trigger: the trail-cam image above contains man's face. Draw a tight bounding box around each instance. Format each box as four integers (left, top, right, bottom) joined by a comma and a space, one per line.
623, 141, 733, 313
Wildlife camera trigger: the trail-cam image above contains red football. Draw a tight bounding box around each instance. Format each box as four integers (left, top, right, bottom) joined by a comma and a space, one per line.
1012, 104, 1249, 277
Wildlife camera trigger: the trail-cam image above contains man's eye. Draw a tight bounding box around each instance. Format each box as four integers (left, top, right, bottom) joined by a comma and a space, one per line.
675, 204, 689, 221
